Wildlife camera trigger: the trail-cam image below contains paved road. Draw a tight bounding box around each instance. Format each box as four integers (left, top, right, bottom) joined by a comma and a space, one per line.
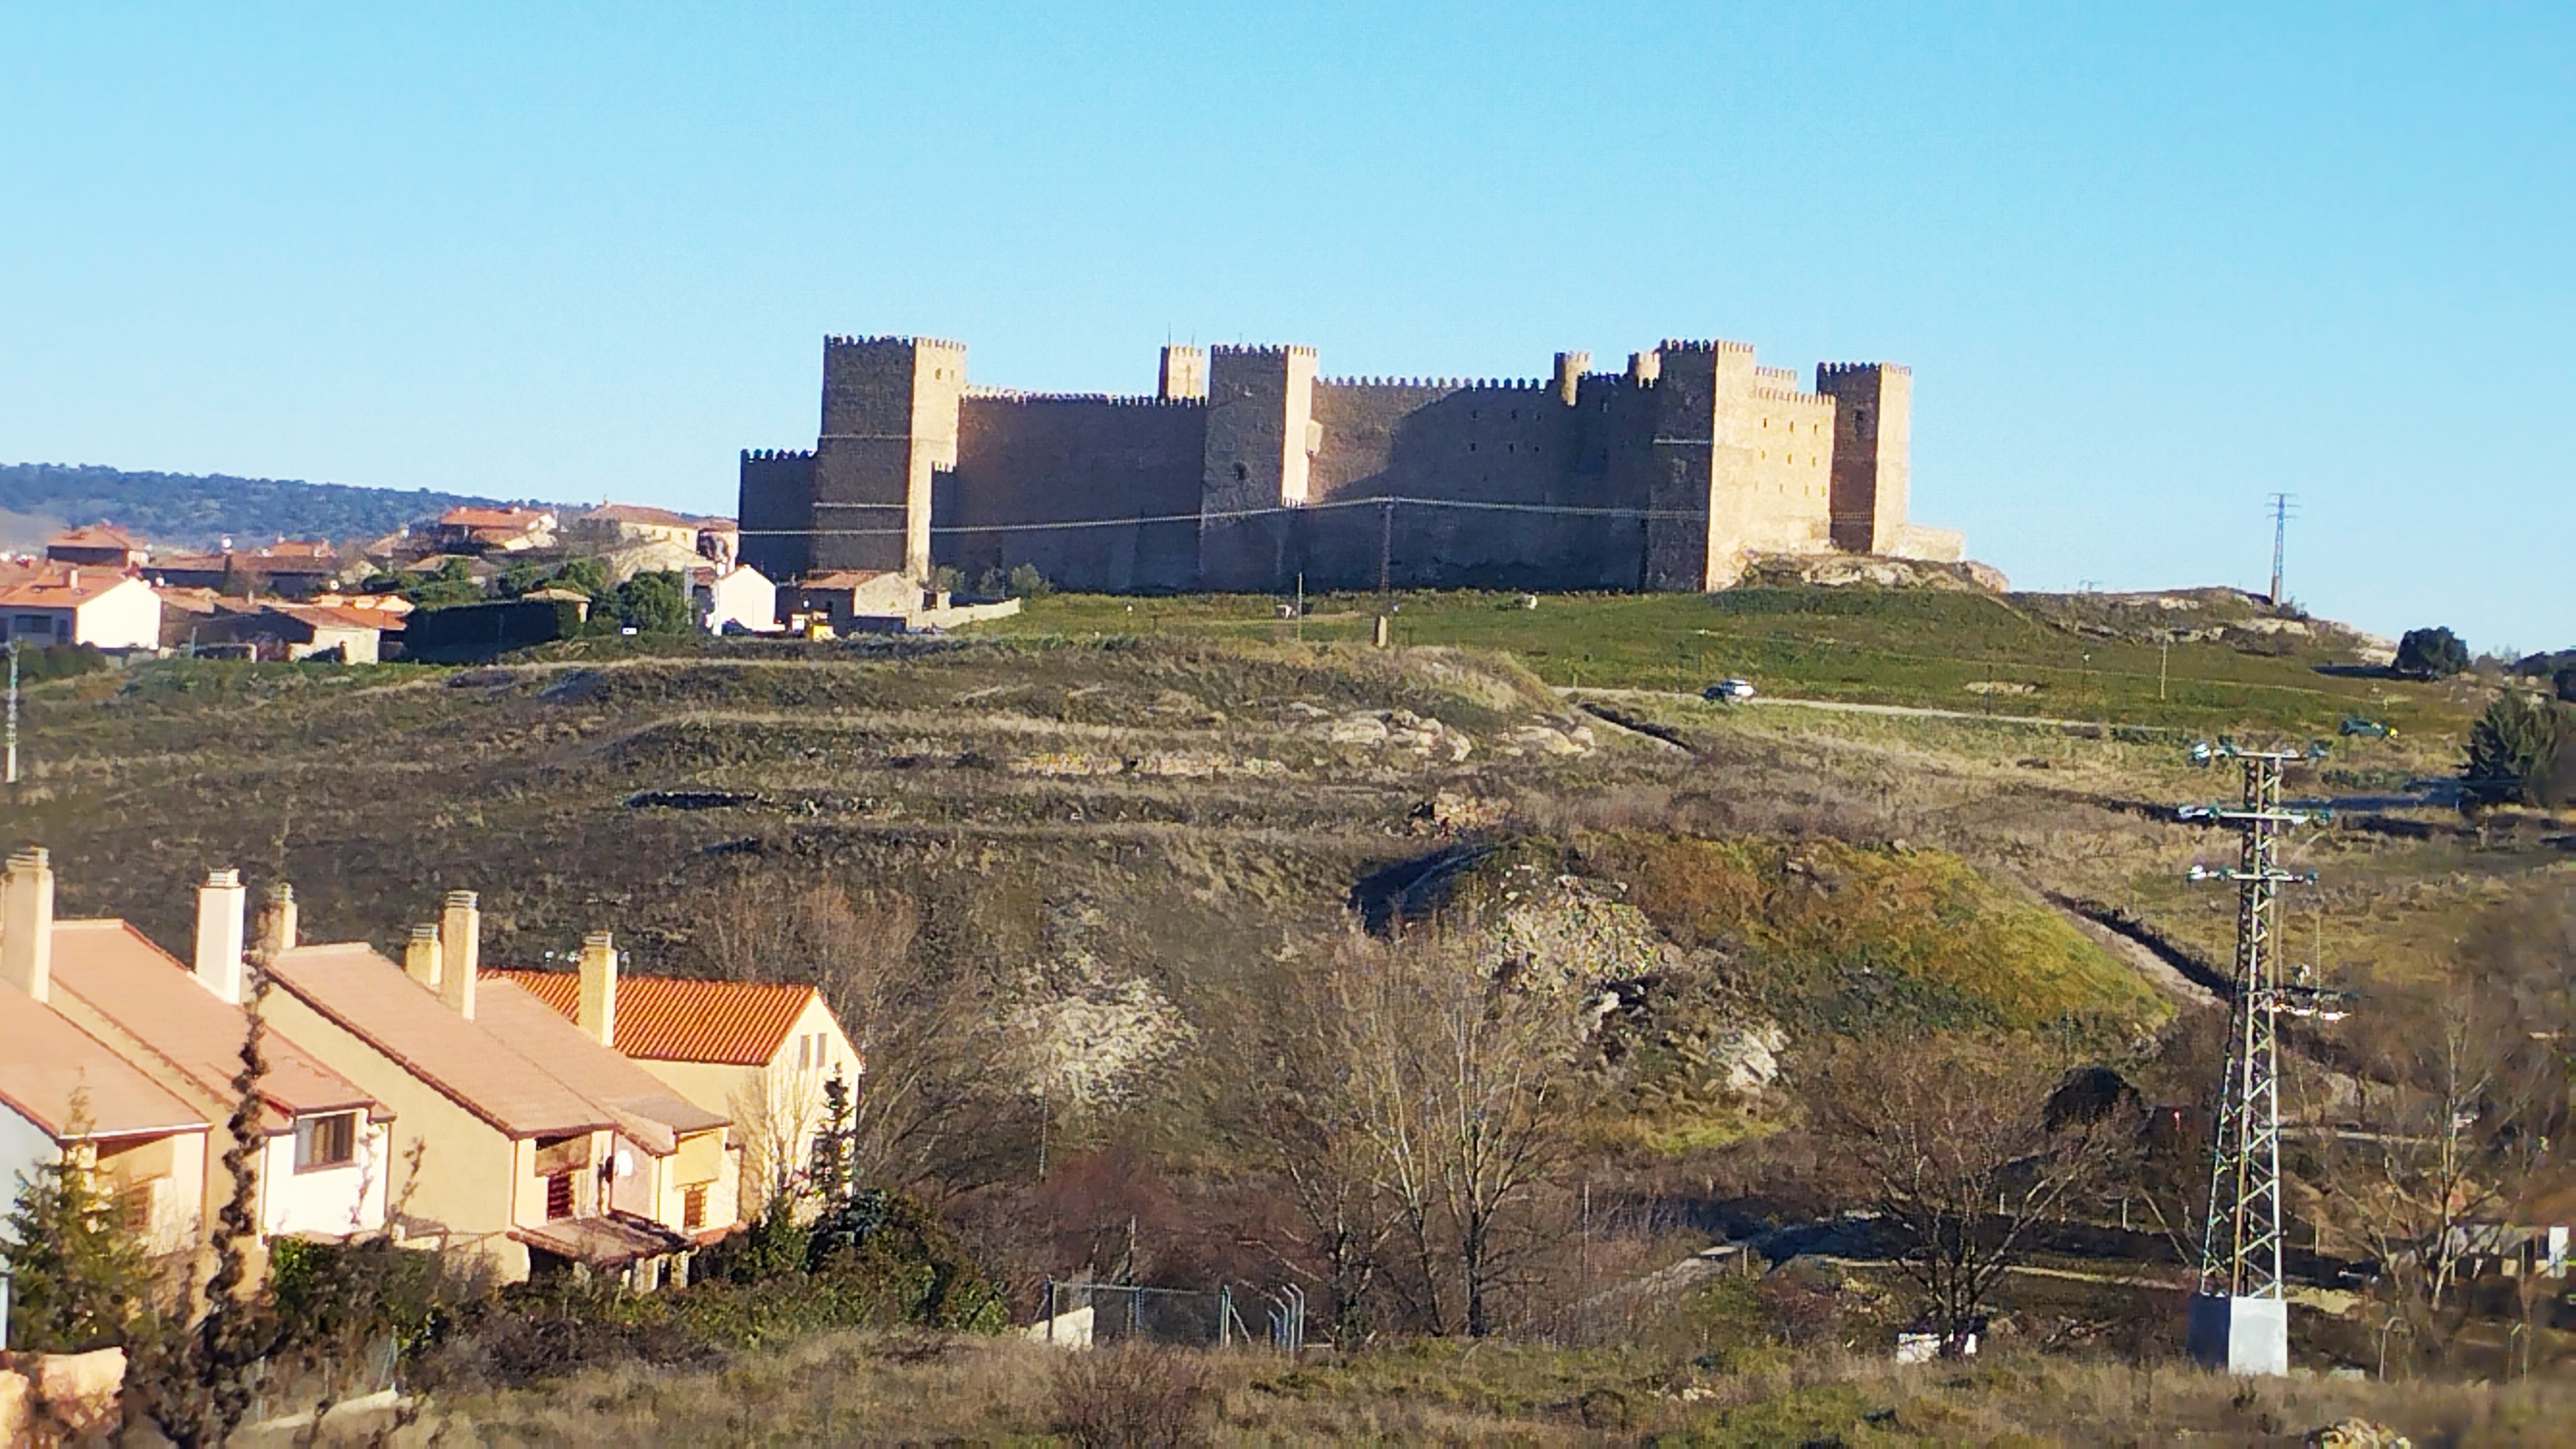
1564, 685, 2185, 735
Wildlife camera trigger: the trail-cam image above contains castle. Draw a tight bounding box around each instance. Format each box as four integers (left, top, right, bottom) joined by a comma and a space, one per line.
738, 334, 1962, 595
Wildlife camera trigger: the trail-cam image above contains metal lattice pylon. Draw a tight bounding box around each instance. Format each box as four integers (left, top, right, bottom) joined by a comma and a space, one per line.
2186, 744, 2317, 1300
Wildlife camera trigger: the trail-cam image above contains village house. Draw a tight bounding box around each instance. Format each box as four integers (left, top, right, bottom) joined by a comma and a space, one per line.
148, 540, 342, 599
41, 867, 394, 1243
0, 850, 212, 1254
189, 600, 394, 663
787, 569, 925, 634
262, 892, 735, 1282
486, 949, 856, 1210
0, 562, 166, 651
432, 506, 559, 554
694, 561, 779, 633
43, 525, 148, 570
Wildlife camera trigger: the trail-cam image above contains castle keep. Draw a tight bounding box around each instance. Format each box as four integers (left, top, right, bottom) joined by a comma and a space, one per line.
738, 335, 1962, 595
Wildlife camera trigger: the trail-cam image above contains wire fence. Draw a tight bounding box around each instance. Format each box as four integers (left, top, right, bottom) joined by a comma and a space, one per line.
1034, 1279, 1306, 1352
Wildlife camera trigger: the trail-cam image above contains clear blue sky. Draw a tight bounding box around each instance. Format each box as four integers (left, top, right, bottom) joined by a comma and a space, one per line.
2, 5, 2567, 648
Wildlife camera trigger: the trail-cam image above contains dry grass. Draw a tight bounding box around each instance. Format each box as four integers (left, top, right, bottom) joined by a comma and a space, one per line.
417, 1330, 2576, 1446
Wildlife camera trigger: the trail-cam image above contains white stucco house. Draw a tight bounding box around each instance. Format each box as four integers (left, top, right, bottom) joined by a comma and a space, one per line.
0, 564, 163, 651
695, 563, 779, 633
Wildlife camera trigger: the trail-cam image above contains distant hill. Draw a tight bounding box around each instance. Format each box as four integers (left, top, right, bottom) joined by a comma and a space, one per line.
0, 462, 545, 549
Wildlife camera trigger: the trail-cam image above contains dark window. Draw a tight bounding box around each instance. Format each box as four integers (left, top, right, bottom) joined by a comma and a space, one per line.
1232, 462, 1249, 482
297, 1112, 358, 1171
546, 1172, 575, 1220
683, 1184, 708, 1232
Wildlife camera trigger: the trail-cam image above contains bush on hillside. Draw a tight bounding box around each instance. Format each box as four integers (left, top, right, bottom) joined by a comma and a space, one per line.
603, 569, 694, 635
2463, 692, 2573, 807
2394, 627, 2469, 680
11, 641, 107, 684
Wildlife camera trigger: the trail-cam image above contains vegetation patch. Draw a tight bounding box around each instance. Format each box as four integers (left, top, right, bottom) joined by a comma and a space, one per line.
1576, 834, 2169, 1039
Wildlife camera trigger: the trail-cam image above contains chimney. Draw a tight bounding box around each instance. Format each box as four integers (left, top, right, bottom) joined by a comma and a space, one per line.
1, 847, 56, 1003
576, 931, 618, 1046
257, 882, 298, 957
402, 924, 440, 989
438, 891, 479, 1019
194, 868, 248, 1004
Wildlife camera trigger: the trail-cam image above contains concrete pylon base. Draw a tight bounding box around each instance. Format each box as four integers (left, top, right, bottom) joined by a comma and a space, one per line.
2186, 1293, 2289, 1375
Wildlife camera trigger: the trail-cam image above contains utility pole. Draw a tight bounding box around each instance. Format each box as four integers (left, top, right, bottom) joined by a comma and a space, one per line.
5, 639, 18, 788
2178, 739, 2346, 1375
2266, 493, 2297, 606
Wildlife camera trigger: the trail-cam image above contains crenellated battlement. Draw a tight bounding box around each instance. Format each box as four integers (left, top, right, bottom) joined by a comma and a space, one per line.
823, 333, 967, 352
1817, 360, 1911, 379
742, 447, 816, 461
1210, 343, 1319, 359
1752, 387, 1835, 409
965, 388, 1203, 409
1658, 339, 1757, 356
1317, 375, 1552, 391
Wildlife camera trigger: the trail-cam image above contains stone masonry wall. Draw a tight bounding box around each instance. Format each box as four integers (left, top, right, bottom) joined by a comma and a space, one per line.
937, 395, 1206, 592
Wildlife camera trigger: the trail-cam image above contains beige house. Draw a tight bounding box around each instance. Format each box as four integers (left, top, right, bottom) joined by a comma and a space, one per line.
0, 563, 164, 651
0, 850, 211, 1254
694, 562, 778, 633
264, 892, 733, 1283
486, 949, 856, 1212
42, 868, 394, 1244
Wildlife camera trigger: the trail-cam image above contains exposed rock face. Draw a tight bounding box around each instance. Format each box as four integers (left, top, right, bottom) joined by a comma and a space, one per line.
1738, 553, 2010, 592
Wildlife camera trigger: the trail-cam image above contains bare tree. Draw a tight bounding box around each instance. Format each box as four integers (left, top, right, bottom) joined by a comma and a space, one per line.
1254, 928, 1589, 1338
703, 871, 1007, 1191
1807, 1032, 2139, 1354
2321, 979, 2557, 1368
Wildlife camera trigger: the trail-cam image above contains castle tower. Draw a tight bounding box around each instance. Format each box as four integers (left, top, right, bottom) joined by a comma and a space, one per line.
737, 448, 818, 581
1636, 341, 1763, 590
1553, 351, 1590, 406
1158, 345, 1208, 402
812, 335, 965, 578
1197, 344, 1317, 590
1816, 362, 1911, 554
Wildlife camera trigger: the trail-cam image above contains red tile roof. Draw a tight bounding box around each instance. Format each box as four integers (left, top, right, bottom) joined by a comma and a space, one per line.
47, 525, 141, 551
482, 969, 817, 1067
438, 506, 555, 533
0, 562, 144, 608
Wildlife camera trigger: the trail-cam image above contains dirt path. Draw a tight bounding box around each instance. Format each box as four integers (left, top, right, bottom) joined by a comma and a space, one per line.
1564, 685, 2187, 736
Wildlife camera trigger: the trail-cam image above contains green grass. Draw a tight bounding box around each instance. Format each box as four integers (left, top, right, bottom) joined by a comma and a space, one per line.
967, 587, 2477, 739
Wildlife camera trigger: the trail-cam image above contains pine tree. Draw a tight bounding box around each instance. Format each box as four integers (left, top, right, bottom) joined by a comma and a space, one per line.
1, 1104, 155, 1353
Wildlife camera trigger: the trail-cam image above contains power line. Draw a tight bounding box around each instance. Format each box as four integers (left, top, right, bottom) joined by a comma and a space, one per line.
739, 494, 1721, 539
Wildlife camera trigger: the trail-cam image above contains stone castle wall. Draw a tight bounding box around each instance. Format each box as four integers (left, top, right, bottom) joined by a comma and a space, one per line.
741, 331, 1949, 594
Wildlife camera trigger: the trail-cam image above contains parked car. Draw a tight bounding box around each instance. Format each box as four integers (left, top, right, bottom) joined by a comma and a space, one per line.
1703, 678, 1758, 702
2338, 715, 2394, 739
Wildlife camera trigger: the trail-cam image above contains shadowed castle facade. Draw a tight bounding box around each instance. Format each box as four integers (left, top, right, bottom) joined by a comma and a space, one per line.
739, 334, 1962, 594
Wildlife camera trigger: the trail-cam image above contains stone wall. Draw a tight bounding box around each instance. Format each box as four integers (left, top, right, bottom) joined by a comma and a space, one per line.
736, 449, 816, 582
936, 395, 1206, 592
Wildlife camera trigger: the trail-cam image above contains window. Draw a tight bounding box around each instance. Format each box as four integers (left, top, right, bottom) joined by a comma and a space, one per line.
296, 1112, 358, 1171
546, 1171, 576, 1220
682, 1184, 707, 1232
117, 1183, 153, 1233
798, 1034, 811, 1070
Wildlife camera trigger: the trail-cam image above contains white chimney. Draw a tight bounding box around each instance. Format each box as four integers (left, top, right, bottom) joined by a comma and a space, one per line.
402, 923, 441, 989
257, 882, 298, 957
577, 931, 618, 1046
1, 847, 56, 1003
194, 868, 248, 1004
438, 891, 479, 1020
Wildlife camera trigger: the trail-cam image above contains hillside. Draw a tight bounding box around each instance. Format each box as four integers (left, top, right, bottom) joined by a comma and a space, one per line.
0, 461, 537, 547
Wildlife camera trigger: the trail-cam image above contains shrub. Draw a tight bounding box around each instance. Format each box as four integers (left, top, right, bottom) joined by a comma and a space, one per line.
606, 570, 694, 635
1049, 1343, 1215, 1449
11, 641, 107, 684
2463, 692, 2572, 806
0, 1135, 155, 1353
1007, 563, 1056, 600
2394, 626, 2469, 680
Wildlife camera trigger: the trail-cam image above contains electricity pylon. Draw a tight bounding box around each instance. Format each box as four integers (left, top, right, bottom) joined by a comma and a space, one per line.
2177, 738, 2336, 1374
